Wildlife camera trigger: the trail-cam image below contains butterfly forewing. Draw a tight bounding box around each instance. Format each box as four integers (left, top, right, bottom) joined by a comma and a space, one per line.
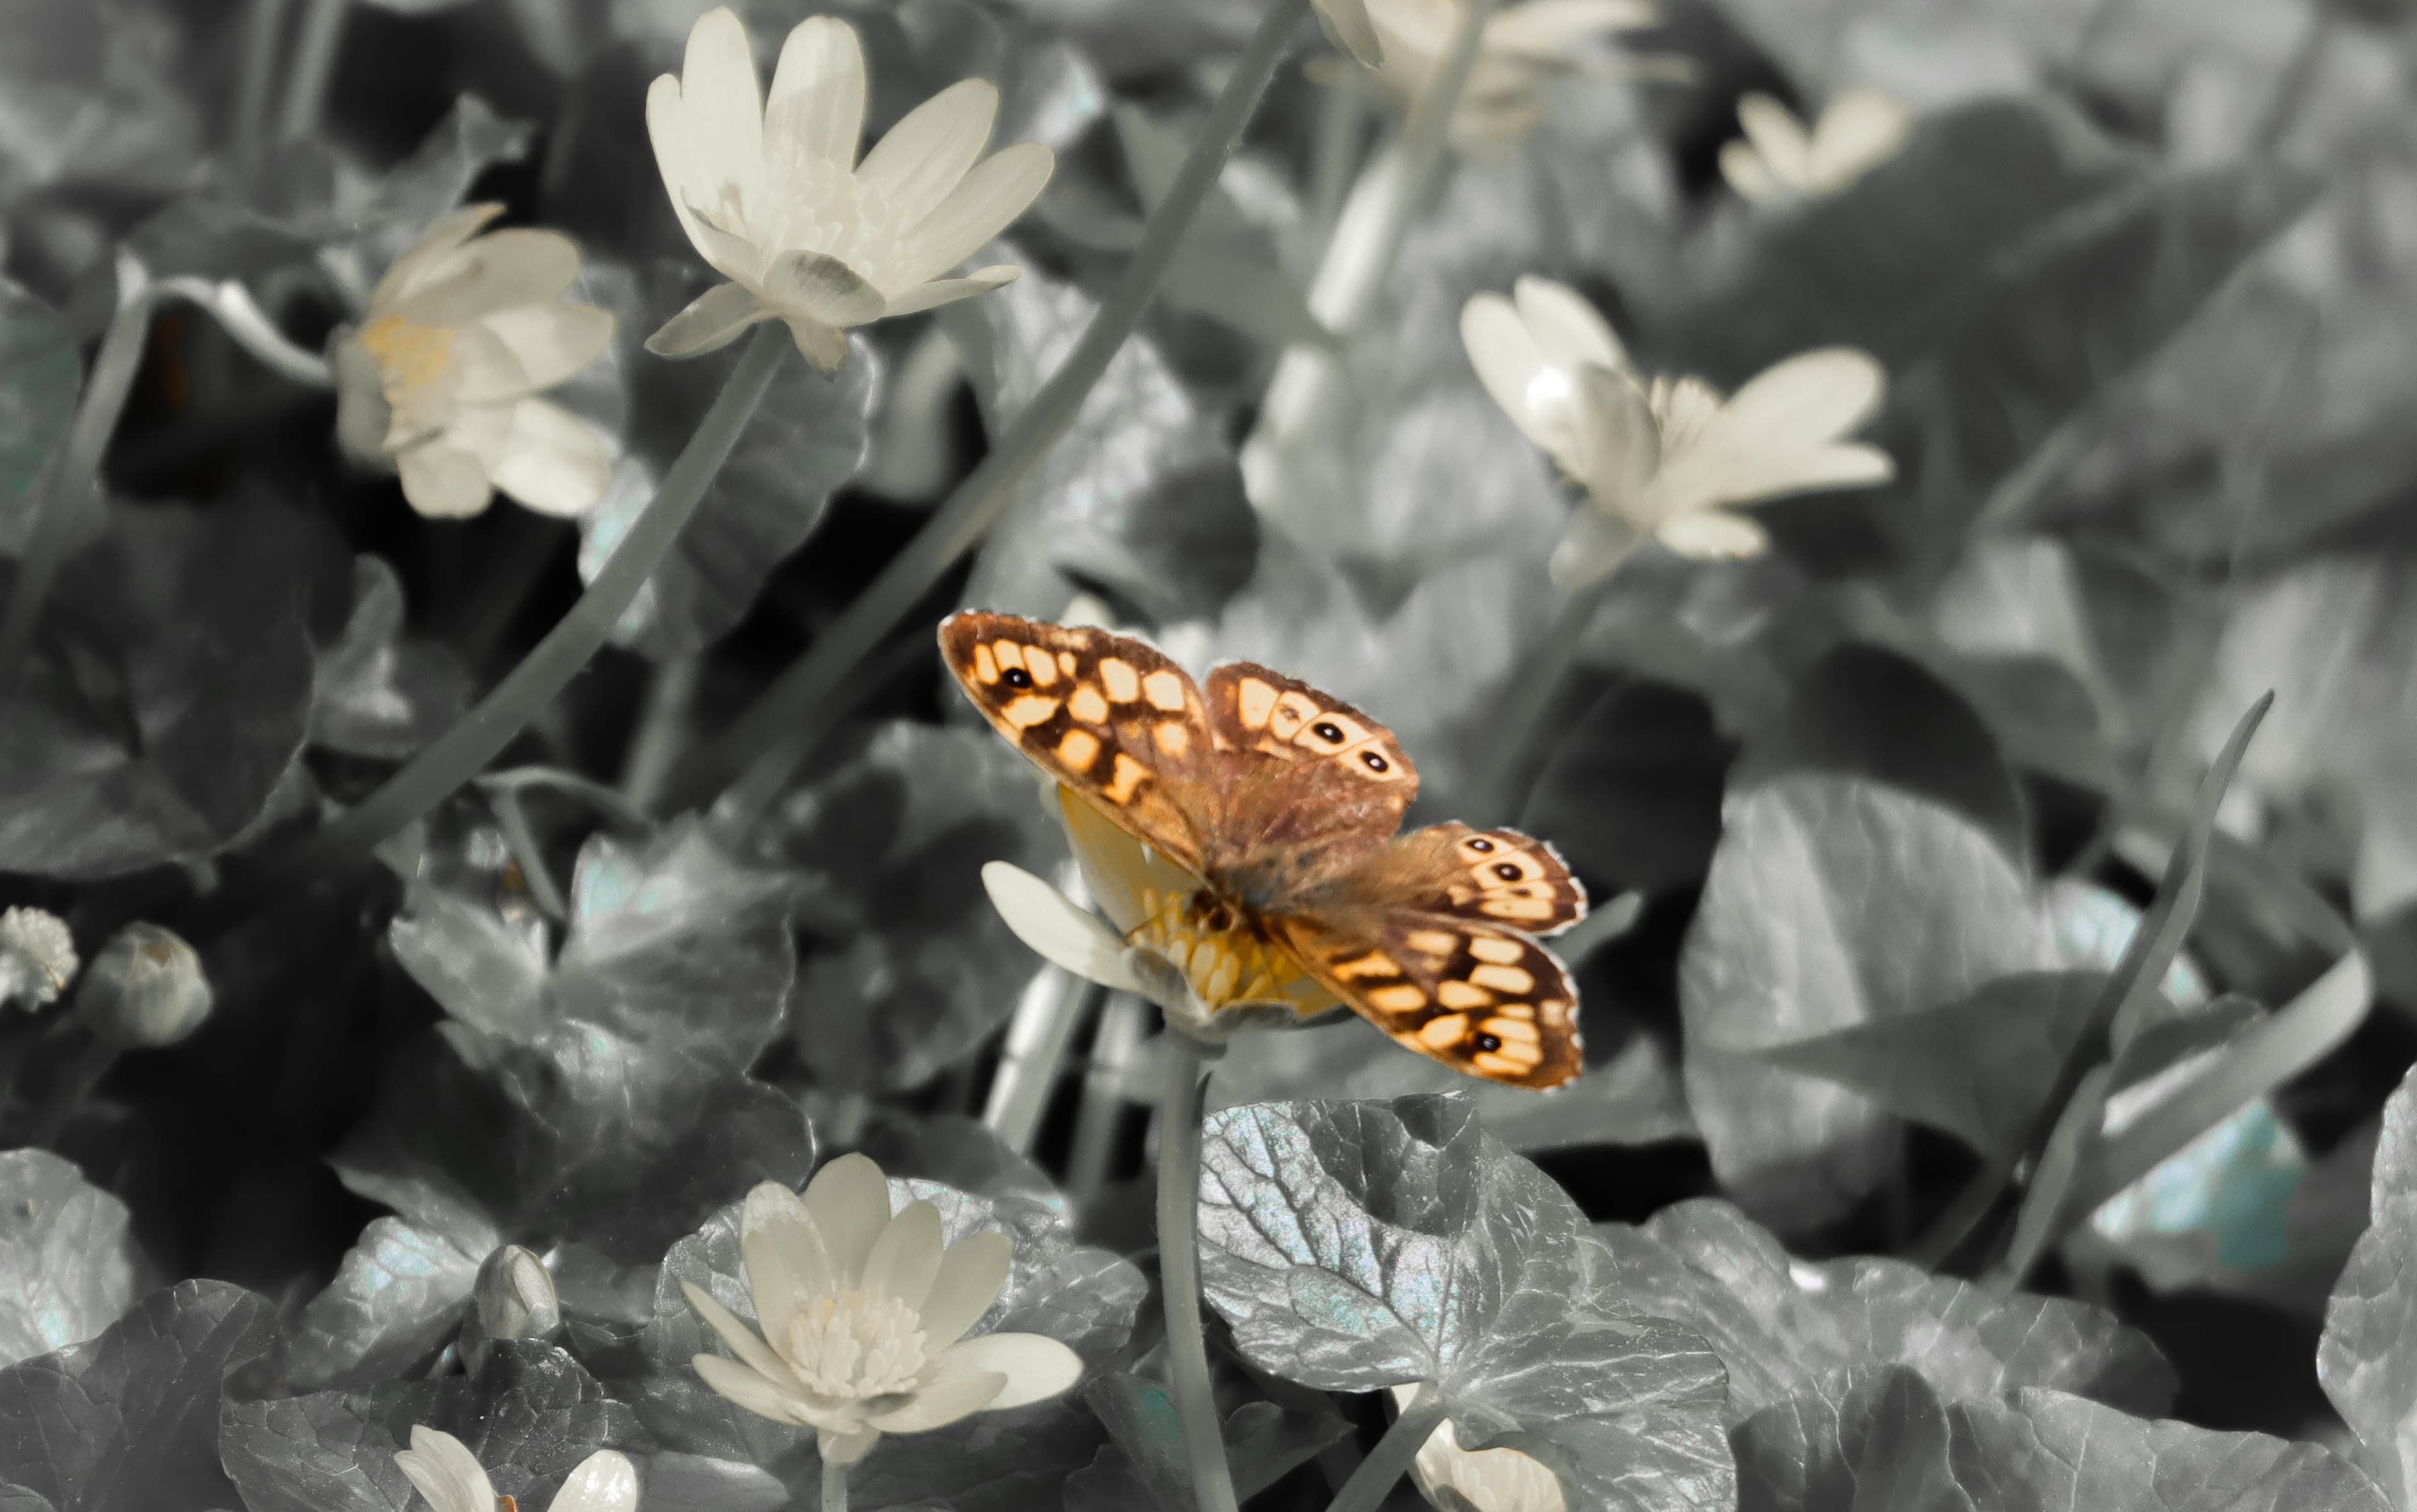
1371, 823, 1587, 935
939, 612, 1219, 874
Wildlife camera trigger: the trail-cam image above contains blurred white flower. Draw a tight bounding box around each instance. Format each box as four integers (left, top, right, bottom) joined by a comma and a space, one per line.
1389, 1386, 1568, 1512
1316, 0, 1386, 66
333, 204, 619, 521
683, 1155, 1083, 1464
393, 1426, 635, 1512
1718, 89, 1912, 201
645, 7, 1056, 370
1461, 275, 1892, 568
1359, 0, 1655, 145
0, 907, 75, 1010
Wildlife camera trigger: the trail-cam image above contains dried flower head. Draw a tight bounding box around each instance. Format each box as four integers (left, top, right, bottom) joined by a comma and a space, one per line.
1719, 89, 1913, 201
1359, 0, 1655, 145
1391, 1386, 1569, 1512
645, 7, 1056, 370
394, 1426, 635, 1512
1462, 275, 1892, 573
332, 204, 618, 520
0, 907, 76, 1010
682, 1154, 1083, 1464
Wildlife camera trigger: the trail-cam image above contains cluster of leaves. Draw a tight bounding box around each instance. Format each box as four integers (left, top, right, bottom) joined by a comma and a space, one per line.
1, 0, 2416, 1506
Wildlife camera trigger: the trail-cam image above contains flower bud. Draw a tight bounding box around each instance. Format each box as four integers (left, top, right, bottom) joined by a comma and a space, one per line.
75, 923, 212, 1048
473, 1244, 560, 1342
0, 908, 76, 1009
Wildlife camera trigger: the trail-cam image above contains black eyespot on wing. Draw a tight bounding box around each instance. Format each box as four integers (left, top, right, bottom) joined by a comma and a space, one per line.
1313, 721, 1344, 742
1362, 752, 1390, 772
1475, 1032, 1502, 1053
1493, 862, 1520, 881
1468, 837, 1495, 852
1002, 667, 1032, 689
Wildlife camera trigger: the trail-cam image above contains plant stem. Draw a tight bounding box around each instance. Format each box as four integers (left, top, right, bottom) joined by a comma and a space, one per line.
1158, 1030, 1237, 1512
668, 0, 1316, 818
154, 277, 333, 388
278, 0, 350, 142
26, 1033, 119, 1150
821, 1456, 848, 1512
235, 0, 295, 168
619, 654, 701, 813
0, 251, 154, 685
234, 324, 789, 902
1324, 1383, 1445, 1512
1462, 567, 1618, 826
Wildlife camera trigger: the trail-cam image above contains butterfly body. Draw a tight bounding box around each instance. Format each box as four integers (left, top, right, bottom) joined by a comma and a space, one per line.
940, 612, 1587, 1087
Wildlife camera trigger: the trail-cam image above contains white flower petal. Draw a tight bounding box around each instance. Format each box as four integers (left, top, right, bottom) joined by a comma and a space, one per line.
762, 249, 886, 327
1811, 87, 1912, 186
1312, 0, 1384, 67
694, 1350, 809, 1425
1718, 347, 1886, 447
766, 15, 866, 167
393, 1426, 495, 1512
646, 281, 769, 358
1569, 364, 1660, 505
916, 1230, 1011, 1348
861, 1199, 945, 1312
1511, 276, 1626, 374
870, 1357, 1008, 1432
1484, 0, 1653, 57
741, 1181, 836, 1348
395, 444, 494, 519
1736, 92, 1813, 187
1460, 293, 1565, 459
820, 1426, 882, 1464
981, 861, 1156, 997
679, 6, 767, 212
463, 303, 615, 399
1718, 138, 1780, 201
782, 316, 852, 373
680, 203, 769, 285
1656, 508, 1769, 560
648, 74, 720, 266
892, 142, 1055, 288
680, 1279, 794, 1385
388, 230, 581, 328
937, 1331, 1083, 1409
374, 203, 506, 309
802, 1153, 893, 1287
490, 398, 615, 517
546, 1448, 639, 1512
435, 398, 516, 470
858, 77, 1000, 229
881, 265, 1020, 316
331, 336, 393, 465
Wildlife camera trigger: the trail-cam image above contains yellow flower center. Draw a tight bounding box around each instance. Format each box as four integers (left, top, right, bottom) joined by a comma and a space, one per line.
358, 313, 458, 400
781, 1290, 932, 1399
1127, 888, 1331, 1012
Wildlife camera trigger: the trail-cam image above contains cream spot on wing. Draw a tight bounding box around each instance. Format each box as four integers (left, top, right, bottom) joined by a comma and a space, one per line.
1470, 962, 1535, 995
1477, 1044, 1541, 1075
1056, 729, 1101, 770
1024, 652, 1060, 687
1415, 1013, 1468, 1049
1099, 658, 1141, 703
1057, 650, 1079, 677
992, 640, 1025, 670
1437, 980, 1489, 1010
1143, 670, 1189, 712
1234, 677, 1278, 730
1154, 722, 1192, 758
1003, 694, 1060, 728
1367, 984, 1428, 1014
1487, 899, 1558, 923
1069, 685, 1110, 725
1467, 937, 1524, 965
1330, 951, 1400, 981
972, 645, 998, 684
1104, 753, 1151, 803
1404, 928, 1458, 959
1484, 1016, 1540, 1044
1270, 691, 1320, 740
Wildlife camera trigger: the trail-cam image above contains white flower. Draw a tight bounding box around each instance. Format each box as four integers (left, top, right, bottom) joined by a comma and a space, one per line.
1461, 275, 1892, 568
1316, 0, 1385, 66
645, 7, 1056, 370
682, 1155, 1083, 1464
394, 1426, 635, 1512
1358, 0, 1655, 145
332, 204, 618, 520
1718, 89, 1912, 201
0, 907, 75, 1009
1389, 1387, 1568, 1512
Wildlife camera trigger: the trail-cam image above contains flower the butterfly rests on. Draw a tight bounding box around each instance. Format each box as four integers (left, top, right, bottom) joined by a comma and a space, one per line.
1462, 275, 1893, 575
1720, 88, 1913, 202
645, 7, 1056, 370
942, 612, 1588, 1088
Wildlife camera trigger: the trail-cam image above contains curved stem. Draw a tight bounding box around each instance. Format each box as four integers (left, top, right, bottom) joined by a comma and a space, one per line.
0, 251, 154, 684
1158, 1030, 1237, 1512
234, 324, 789, 903
278, 0, 350, 141
820, 1455, 848, 1512
155, 278, 333, 388
1462, 564, 1621, 827
235, 0, 296, 168
669, 0, 1316, 820
1324, 1382, 1445, 1512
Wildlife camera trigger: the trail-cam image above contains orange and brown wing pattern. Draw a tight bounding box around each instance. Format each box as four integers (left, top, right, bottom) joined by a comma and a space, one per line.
1372, 823, 1588, 937
939, 612, 1217, 873
1272, 910, 1583, 1088
1205, 662, 1417, 801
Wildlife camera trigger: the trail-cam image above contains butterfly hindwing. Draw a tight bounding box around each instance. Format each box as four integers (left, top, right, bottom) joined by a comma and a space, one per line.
1376, 823, 1587, 936
1273, 910, 1583, 1088
938, 612, 1217, 872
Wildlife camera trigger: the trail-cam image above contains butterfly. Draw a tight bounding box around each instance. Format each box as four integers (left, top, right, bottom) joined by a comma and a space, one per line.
939, 611, 1586, 1088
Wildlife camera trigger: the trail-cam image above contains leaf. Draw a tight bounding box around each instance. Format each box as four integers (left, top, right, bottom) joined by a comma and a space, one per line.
308, 556, 471, 760
0, 0, 208, 208
1679, 775, 2054, 1231
1599, 1199, 2173, 1425
0, 1280, 275, 1510
276, 1219, 486, 1394
1728, 1367, 1973, 1512
0, 1151, 137, 1371
1197, 1096, 1732, 1511
632, 1166, 1143, 1511
1523, 680, 1732, 893
757, 721, 1071, 1092
2319, 1059, 2417, 1507
0, 279, 76, 555
573, 259, 876, 659
0, 498, 342, 879
215, 1392, 419, 1512
1064, 1374, 1351, 1512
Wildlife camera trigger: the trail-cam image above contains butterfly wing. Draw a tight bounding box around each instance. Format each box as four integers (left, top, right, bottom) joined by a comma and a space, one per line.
1366, 823, 1587, 935
1203, 661, 1419, 866
939, 612, 1219, 874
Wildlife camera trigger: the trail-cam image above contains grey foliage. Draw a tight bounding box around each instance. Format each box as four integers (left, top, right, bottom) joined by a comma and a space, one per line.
0, 280, 76, 556
308, 556, 471, 761
2320, 1062, 2417, 1506
0, 1151, 137, 1372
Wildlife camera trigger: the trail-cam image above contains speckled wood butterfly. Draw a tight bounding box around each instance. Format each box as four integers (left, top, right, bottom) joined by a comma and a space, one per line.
940, 611, 1586, 1088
